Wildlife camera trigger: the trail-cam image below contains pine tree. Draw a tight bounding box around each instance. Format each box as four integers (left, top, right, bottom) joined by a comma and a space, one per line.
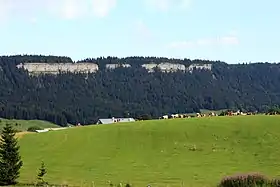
0, 123, 23, 186
37, 161, 47, 184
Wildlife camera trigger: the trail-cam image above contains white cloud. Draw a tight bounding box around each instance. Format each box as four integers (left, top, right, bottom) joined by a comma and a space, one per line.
0, 0, 116, 21
145, 0, 191, 11
168, 32, 240, 49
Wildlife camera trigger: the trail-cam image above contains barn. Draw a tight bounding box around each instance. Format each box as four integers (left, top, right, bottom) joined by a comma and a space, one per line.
96, 117, 135, 125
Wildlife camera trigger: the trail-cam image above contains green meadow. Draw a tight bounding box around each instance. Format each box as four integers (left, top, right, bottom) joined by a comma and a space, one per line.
0, 118, 58, 131
18, 115, 280, 187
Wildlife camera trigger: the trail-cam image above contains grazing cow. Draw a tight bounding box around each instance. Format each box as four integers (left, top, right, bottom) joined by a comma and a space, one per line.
209, 112, 216, 117
240, 112, 247, 116
171, 114, 179, 118
162, 115, 168, 119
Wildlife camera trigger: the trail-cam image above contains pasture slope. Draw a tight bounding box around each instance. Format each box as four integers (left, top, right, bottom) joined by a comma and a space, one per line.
19, 115, 280, 187
0, 118, 59, 132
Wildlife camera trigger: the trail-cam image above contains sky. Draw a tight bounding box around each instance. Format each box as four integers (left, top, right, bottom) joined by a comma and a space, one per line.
0, 0, 279, 64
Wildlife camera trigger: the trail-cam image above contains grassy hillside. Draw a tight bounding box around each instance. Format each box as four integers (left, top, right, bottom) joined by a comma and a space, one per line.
0, 118, 59, 132
19, 115, 280, 187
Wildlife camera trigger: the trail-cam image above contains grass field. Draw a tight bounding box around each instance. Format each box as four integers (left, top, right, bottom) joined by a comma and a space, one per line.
18, 115, 280, 187
0, 118, 59, 132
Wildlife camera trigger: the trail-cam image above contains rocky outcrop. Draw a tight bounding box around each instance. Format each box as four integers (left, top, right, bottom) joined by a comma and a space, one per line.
187, 64, 212, 73
106, 64, 131, 69
157, 63, 186, 72
141, 63, 158, 72
16, 62, 212, 75
16, 63, 99, 75
141, 63, 212, 73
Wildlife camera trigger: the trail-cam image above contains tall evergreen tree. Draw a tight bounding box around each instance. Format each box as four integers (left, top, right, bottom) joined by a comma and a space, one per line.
37, 161, 47, 184
0, 124, 23, 186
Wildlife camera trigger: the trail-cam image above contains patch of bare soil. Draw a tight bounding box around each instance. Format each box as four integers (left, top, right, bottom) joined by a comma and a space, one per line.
15, 131, 35, 139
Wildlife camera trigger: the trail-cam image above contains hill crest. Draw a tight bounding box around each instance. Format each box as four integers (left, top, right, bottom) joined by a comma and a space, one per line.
1, 55, 280, 126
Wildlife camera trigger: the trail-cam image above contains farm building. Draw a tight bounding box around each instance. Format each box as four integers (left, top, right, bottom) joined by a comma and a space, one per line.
96, 117, 135, 125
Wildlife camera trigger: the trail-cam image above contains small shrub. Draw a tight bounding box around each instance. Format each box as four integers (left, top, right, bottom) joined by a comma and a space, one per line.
14, 129, 22, 133
218, 173, 269, 187
270, 179, 280, 187
27, 126, 42, 132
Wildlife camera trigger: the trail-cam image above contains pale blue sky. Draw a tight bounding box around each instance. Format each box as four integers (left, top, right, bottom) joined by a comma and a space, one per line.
0, 0, 279, 64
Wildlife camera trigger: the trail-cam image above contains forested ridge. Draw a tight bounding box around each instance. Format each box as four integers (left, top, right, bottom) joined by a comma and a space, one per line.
0, 55, 280, 126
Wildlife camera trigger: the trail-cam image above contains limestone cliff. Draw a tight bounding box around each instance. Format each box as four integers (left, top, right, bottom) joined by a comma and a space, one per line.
16, 62, 212, 75
16, 63, 99, 75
